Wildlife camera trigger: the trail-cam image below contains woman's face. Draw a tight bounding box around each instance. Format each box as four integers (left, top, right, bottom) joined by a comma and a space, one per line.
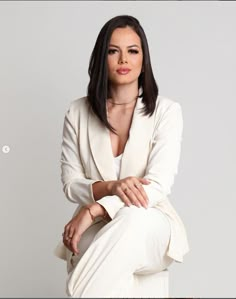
107, 26, 143, 87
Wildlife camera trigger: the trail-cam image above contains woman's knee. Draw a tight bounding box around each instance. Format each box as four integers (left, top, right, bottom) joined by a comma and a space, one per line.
115, 205, 169, 232
116, 205, 149, 224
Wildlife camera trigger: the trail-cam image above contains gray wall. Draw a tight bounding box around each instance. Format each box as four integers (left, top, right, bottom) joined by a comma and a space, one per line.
0, 1, 235, 297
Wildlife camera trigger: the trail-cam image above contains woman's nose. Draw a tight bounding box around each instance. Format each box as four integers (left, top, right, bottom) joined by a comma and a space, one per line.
119, 53, 128, 64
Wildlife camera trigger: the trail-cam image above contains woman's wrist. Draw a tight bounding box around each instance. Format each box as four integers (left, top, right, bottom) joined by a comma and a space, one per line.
86, 203, 108, 220
92, 180, 116, 200
84, 206, 96, 221
107, 180, 115, 195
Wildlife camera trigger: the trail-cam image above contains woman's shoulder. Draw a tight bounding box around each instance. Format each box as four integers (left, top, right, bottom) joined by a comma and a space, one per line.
156, 95, 182, 111
152, 95, 183, 127
64, 96, 90, 128
64, 96, 90, 120
154, 95, 182, 118
67, 96, 89, 112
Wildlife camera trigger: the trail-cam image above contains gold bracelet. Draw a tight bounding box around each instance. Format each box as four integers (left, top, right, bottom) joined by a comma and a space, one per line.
85, 206, 108, 222
85, 207, 95, 222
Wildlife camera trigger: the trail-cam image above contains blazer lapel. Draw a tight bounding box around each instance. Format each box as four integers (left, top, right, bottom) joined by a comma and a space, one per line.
119, 98, 154, 179
88, 107, 117, 181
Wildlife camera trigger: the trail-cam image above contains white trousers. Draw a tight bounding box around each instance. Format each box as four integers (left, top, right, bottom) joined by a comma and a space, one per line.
66, 205, 174, 298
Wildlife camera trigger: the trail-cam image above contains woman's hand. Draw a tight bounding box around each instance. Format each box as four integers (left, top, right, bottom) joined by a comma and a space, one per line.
109, 177, 150, 208
62, 203, 104, 255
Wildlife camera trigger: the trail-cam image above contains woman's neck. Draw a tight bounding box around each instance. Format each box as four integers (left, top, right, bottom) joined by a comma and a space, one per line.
108, 83, 139, 105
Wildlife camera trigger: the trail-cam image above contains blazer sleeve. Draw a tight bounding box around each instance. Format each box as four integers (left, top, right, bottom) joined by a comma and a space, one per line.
96, 102, 183, 219
60, 106, 102, 206
142, 102, 183, 206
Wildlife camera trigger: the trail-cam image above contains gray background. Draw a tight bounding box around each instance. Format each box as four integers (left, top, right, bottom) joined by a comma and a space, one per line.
0, 1, 235, 297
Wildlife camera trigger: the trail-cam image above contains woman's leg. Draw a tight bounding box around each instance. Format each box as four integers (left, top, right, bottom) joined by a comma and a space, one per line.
66, 205, 173, 298
66, 219, 107, 274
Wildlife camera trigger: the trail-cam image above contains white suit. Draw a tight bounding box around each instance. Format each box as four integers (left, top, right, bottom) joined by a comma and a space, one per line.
54, 95, 190, 297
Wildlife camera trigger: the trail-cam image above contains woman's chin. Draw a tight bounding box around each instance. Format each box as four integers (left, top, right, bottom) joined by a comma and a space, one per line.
109, 78, 139, 87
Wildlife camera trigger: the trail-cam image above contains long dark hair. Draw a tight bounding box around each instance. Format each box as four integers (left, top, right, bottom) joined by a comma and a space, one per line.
87, 15, 159, 133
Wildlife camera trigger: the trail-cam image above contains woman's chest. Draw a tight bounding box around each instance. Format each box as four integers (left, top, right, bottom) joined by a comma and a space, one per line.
77, 104, 156, 180
108, 111, 134, 157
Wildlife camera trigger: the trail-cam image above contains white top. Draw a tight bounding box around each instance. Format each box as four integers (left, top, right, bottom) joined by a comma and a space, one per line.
114, 153, 123, 178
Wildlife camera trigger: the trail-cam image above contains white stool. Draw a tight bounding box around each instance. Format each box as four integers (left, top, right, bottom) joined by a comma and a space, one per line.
133, 269, 169, 298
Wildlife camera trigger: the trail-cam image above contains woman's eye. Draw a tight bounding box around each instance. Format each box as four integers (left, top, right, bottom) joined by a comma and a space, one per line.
108, 49, 117, 54
129, 49, 139, 54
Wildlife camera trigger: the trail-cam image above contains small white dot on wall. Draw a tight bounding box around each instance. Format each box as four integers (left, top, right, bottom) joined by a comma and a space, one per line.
2, 145, 10, 154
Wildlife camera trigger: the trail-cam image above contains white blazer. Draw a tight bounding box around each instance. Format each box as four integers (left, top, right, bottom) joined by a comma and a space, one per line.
54, 95, 190, 263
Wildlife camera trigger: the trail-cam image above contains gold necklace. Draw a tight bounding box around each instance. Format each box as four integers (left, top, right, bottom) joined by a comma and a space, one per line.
107, 96, 138, 105
106, 96, 138, 119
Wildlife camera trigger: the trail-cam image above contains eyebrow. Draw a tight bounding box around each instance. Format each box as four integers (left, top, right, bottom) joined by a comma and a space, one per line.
109, 44, 140, 49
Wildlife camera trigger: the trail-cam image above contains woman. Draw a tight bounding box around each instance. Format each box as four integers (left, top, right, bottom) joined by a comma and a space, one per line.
54, 15, 190, 297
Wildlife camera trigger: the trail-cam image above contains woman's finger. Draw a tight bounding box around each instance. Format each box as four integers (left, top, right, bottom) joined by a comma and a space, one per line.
130, 184, 148, 208
63, 227, 74, 240
123, 186, 142, 207
138, 178, 151, 185
63, 224, 71, 239
62, 226, 75, 252
118, 187, 132, 207
134, 182, 149, 205
138, 187, 149, 205
63, 236, 72, 252
71, 233, 81, 255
